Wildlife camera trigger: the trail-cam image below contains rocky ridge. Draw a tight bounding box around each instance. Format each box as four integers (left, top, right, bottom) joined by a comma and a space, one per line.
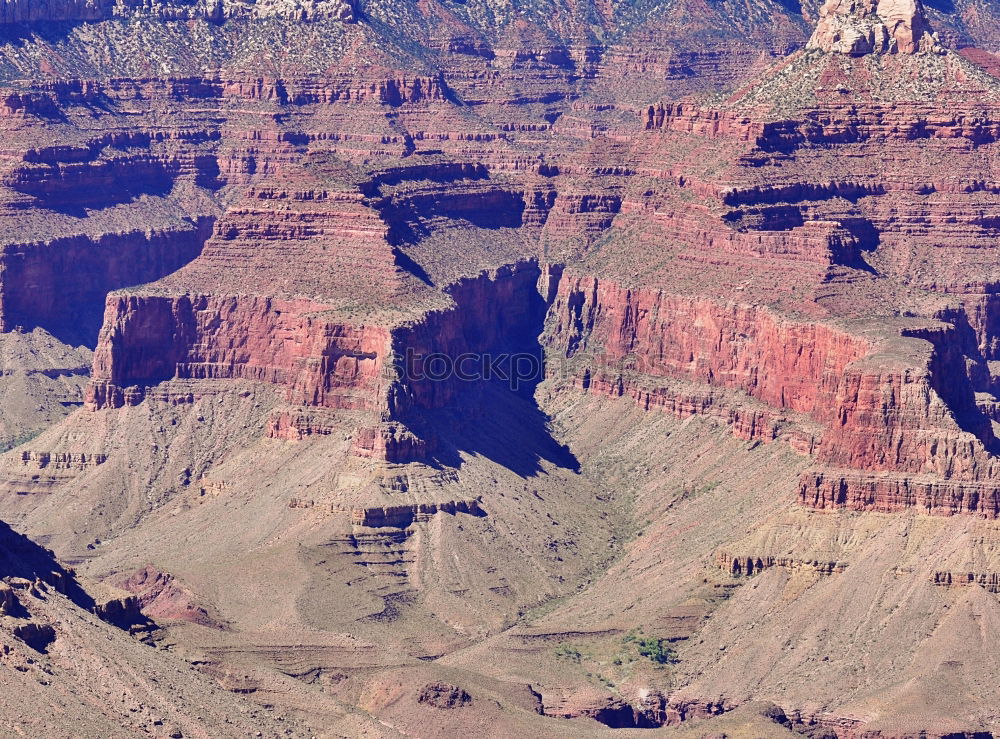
0, 0, 356, 24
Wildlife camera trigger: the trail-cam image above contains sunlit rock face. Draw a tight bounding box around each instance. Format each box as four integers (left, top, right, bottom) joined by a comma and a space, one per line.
807, 0, 940, 55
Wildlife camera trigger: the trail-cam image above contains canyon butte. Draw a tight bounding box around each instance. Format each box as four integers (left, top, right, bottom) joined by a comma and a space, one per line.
2, 0, 1000, 735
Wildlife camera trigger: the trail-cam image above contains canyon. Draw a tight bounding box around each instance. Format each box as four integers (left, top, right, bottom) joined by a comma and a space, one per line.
0, 0, 1000, 736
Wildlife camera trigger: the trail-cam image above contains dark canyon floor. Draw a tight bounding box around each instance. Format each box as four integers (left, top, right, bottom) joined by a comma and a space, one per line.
2, 0, 1000, 736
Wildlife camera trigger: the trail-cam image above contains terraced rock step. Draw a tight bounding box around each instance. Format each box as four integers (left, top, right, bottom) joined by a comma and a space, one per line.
350, 498, 483, 528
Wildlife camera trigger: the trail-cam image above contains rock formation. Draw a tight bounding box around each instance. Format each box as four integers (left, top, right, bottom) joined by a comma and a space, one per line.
0, 0, 997, 737
808, 0, 938, 55
417, 682, 473, 709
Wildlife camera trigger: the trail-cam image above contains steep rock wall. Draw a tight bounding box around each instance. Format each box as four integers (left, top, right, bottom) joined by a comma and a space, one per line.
799, 469, 1000, 516
86, 294, 392, 411
544, 271, 1000, 517
0, 219, 214, 342
544, 273, 872, 421
85, 261, 546, 422
645, 102, 1000, 148
392, 260, 545, 413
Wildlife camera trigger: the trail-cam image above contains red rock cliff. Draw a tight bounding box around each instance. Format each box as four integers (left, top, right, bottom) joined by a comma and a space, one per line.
545, 271, 1000, 517
86, 294, 392, 412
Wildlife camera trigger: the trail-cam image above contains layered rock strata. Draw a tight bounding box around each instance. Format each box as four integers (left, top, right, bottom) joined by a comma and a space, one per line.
0, 0, 356, 24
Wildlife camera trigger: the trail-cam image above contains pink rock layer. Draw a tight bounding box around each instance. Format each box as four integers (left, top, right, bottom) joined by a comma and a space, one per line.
544, 271, 1000, 517
86, 294, 392, 412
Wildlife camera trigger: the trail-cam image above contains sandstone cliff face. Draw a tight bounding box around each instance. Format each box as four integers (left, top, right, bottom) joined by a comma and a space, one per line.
85, 260, 546, 466
544, 273, 872, 423
86, 294, 392, 412
349, 422, 433, 462
0, 220, 214, 344
392, 261, 545, 413
350, 498, 482, 528
598, 45, 1000, 525
544, 271, 1000, 518
799, 469, 1000, 516
807, 0, 937, 55
814, 324, 997, 478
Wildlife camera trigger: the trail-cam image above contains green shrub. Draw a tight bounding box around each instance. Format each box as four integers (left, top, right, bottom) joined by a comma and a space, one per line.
554, 644, 583, 663
622, 631, 678, 665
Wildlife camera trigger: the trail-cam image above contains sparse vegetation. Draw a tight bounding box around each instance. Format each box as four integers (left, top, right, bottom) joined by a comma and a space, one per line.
623, 631, 679, 666
1, 429, 43, 453
554, 643, 584, 663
